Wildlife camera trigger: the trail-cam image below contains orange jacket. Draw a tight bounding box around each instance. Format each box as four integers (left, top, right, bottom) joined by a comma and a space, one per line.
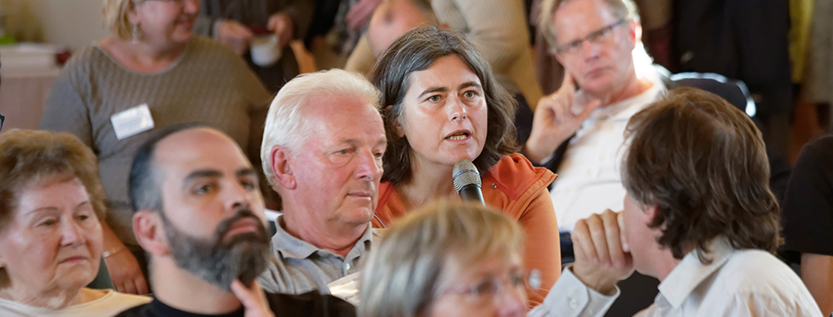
373, 153, 561, 307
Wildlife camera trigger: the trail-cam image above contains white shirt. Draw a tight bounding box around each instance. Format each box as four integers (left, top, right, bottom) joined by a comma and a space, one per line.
530, 237, 823, 317
548, 81, 665, 232
0, 288, 151, 317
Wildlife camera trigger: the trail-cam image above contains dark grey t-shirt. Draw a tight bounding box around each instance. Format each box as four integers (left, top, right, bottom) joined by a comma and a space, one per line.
783, 134, 833, 256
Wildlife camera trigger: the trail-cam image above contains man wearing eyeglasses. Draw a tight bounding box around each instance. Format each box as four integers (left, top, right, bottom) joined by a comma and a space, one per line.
523, 0, 664, 252
528, 88, 823, 317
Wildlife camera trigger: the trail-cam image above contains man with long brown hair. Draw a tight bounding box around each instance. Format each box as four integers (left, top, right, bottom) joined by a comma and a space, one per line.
535, 88, 822, 316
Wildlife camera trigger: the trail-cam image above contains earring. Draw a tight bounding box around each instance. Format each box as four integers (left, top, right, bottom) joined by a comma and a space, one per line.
131, 23, 141, 44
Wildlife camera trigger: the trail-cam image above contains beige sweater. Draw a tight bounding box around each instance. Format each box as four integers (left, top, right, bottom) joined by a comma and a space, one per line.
41, 36, 272, 246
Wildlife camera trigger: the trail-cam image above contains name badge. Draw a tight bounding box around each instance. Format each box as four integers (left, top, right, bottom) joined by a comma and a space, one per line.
327, 272, 361, 306
111, 104, 154, 140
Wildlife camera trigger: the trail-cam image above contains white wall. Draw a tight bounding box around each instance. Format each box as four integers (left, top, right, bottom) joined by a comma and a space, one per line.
2, 0, 107, 50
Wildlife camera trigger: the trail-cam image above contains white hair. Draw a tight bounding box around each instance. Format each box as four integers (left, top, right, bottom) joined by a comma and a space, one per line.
260, 69, 382, 185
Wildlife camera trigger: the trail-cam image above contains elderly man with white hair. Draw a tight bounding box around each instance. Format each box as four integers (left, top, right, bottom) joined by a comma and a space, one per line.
257, 69, 387, 295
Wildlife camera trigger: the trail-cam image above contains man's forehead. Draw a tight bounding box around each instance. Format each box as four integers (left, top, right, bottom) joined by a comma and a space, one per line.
306, 93, 375, 111
156, 128, 228, 154
555, 0, 614, 14
553, 0, 619, 31
305, 95, 381, 125
301, 101, 385, 149
154, 128, 251, 176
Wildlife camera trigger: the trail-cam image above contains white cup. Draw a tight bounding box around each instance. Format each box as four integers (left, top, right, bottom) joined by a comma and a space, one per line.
250, 34, 281, 67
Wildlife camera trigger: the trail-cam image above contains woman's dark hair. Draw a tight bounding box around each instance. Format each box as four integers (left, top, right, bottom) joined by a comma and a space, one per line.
622, 87, 782, 262
368, 26, 519, 184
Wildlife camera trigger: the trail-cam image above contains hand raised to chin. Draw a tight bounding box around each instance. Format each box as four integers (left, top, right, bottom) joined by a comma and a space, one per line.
524, 73, 602, 164
570, 209, 634, 294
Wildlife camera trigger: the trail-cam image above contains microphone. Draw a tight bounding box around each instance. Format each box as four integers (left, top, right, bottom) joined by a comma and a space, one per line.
453, 160, 485, 205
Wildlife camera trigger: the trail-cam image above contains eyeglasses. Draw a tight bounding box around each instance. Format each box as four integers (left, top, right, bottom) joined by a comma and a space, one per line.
0, 113, 4, 132
440, 271, 526, 304
554, 19, 627, 55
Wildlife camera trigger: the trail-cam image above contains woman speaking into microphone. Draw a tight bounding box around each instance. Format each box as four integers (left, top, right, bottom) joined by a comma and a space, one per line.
368, 26, 561, 306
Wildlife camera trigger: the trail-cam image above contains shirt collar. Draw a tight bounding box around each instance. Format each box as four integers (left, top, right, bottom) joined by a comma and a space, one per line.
271, 215, 374, 260
657, 237, 735, 308
578, 74, 666, 122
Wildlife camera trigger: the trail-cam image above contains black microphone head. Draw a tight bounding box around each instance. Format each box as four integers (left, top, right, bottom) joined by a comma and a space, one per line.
452, 160, 481, 192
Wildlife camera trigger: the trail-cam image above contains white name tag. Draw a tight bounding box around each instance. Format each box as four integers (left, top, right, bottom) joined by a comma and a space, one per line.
111, 104, 154, 140
327, 272, 361, 306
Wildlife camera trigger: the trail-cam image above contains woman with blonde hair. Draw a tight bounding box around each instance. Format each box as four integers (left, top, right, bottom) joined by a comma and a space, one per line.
360, 200, 528, 317
40, 0, 272, 294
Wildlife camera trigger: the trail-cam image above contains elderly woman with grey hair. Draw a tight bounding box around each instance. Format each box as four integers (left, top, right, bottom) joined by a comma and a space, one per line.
0, 130, 150, 316
40, 0, 272, 294
360, 200, 585, 317
359, 200, 528, 317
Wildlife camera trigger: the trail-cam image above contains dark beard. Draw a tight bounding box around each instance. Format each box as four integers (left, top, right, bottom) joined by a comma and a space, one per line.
161, 208, 270, 290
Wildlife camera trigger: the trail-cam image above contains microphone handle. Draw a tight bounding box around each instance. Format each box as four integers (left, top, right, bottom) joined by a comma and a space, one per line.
458, 184, 485, 205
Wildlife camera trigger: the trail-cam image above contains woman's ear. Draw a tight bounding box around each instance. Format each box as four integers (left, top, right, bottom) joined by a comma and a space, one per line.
386, 105, 406, 138
126, 1, 141, 24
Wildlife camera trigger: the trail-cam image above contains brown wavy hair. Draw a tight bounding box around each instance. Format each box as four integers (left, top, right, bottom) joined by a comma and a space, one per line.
0, 130, 106, 226
621, 87, 781, 262
369, 26, 519, 184
0, 129, 106, 285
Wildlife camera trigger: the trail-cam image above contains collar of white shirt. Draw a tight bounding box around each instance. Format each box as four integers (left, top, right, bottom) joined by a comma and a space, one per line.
656, 237, 735, 309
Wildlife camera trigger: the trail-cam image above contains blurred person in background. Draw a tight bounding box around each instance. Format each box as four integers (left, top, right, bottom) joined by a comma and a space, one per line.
781, 133, 833, 316
528, 0, 672, 95
347, 0, 543, 111
302, 0, 383, 70
364, 0, 436, 59
798, 0, 833, 133
0, 130, 150, 316
670, 0, 793, 158
193, 0, 314, 92
526, 0, 663, 248
359, 201, 529, 317
40, 0, 272, 295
